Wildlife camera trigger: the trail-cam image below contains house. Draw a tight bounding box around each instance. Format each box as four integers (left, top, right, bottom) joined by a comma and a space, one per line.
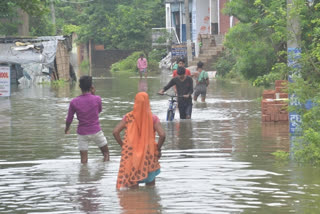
0, 36, 75, 89
165, 0, 237, 58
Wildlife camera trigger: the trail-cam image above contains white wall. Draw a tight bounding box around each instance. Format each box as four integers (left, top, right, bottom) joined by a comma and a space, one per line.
192, 0, 197, 41
211, 0, 218, 24
192, 0, 210, 57
196, 0, 210, 35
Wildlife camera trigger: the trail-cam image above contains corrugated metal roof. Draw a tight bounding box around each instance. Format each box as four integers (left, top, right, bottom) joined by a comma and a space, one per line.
0, 36, 65, 44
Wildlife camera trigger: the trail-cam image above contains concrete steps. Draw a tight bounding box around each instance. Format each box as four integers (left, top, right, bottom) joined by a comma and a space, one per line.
188, 34, 224, 68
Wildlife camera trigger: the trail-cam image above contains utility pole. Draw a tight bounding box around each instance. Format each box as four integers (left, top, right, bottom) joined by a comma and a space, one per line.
287, 0, 300, 52
287, 0, 301, 139
184, 0, 192, 65
50, 0, 56, 34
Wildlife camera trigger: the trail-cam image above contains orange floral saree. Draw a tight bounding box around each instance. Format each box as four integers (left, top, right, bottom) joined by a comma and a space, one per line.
117, 92, 160, 189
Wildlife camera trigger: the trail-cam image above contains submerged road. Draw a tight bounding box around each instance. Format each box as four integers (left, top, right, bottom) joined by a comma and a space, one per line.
0, 69, 319, 213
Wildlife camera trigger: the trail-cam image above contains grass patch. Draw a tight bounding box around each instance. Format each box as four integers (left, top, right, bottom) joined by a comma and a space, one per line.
272, 150, 289, 160
51, 79, 66, 86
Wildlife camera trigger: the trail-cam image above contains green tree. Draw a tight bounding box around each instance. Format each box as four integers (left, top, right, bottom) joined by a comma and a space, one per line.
62, 0, 165, 50
29, 14, 55, 36
287, 0, 320, 165
0, 0, 49, 36
0, 0, 48, 17
218, 0, 287, 84
54, 0, 84, 35
218, 0, 320, 165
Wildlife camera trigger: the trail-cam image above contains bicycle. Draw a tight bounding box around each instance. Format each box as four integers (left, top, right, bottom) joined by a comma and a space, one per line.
158, 93, 177, 121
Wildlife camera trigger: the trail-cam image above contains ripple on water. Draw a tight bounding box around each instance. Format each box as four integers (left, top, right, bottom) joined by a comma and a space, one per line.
0, 78, 318, 213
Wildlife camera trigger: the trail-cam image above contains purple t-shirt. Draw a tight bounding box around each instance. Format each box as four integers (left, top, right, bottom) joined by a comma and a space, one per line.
66, 93, 102, 135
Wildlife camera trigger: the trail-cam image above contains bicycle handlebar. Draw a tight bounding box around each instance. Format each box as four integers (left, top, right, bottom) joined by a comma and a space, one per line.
157, 92, 177, 98
157, 92, 187, 98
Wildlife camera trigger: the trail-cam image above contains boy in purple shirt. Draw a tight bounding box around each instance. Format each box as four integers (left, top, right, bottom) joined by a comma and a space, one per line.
65, 76, 109, 164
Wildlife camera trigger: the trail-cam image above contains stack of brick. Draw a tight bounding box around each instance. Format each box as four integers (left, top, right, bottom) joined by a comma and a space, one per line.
261, 80, 289, 122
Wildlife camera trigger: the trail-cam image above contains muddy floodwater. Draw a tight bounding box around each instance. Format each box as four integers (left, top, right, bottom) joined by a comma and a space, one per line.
1, 70, 320, 214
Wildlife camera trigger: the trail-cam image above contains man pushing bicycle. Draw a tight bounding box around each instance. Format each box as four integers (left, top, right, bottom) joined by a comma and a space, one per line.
158, 67, 193, 119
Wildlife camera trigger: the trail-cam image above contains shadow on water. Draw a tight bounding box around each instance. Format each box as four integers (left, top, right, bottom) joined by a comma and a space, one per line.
0, 69, 320, 213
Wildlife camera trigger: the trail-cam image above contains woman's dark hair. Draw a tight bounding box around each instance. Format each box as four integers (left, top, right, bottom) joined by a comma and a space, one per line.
79, 75, 92, 92
177, 67, 186, 75
197, 61, 204, 69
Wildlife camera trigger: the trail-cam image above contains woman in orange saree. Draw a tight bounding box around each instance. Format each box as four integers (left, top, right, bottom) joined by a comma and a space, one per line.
113, 92, 166, 189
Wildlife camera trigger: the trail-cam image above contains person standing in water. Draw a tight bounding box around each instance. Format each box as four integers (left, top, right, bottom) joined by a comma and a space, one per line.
158, 67, 193, 119
193, 61, 209, 102
137, 53, 148, 78
113, 92, 166, 189
65, 75, 110, 164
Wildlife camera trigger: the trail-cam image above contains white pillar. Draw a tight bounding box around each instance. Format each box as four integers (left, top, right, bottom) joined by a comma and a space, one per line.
185, 0, 193, 64
180, 3, 183, 41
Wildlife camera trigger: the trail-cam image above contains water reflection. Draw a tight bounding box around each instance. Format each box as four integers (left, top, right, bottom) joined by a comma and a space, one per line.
175, 120, 194, 150
138, 78, 148, 92
50, 81, 75, 98
118, 187, 162, 214
0, 98, 11, 129
193, 101, 207, 109
77, 165, 104, 213
261, 122, 290, 152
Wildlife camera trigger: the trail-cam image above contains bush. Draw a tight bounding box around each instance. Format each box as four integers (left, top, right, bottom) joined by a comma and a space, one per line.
111, 51, 142, 73
62, 24, 80, 35
111, 50, 163, 73
148, 48, 167, 62
148, 59, 160, 73
80, 60, 90, 74
293, 128, 320, 165
272, 150, 289, 160
213, 49, 236, 78
253, 63, 288, 87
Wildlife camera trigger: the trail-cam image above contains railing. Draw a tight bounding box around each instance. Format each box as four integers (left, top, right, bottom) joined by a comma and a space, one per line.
151, 27, 181, 46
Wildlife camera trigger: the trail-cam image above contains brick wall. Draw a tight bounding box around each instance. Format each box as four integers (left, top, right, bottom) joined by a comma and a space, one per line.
261, 80, 289, 122
219, 0, 229, 34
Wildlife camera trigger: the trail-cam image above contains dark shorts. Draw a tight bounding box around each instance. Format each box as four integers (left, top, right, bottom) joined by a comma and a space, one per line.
178, 102, 192, 119
194, 83, 207, 98
139, 68, 147, 74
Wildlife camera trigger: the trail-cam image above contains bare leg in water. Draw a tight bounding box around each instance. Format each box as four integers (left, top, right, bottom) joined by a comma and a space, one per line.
99, 144, 110, 161
80, 151, 88, 164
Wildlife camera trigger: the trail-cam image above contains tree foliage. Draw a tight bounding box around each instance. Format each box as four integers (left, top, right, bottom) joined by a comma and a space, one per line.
0, 0, 49, 36
54, 0, 165, 50
0, 0, 48, 17
218, 0, 287, 84
1, 0, 165, 52
219, 0, 320, 165
288, 0, 320, 165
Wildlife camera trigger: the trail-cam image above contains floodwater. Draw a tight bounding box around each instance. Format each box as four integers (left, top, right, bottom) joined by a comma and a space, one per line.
1, 69, 320, 214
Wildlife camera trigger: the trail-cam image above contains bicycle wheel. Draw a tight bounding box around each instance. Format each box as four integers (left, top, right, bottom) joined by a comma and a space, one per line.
167, 110, 174, 121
